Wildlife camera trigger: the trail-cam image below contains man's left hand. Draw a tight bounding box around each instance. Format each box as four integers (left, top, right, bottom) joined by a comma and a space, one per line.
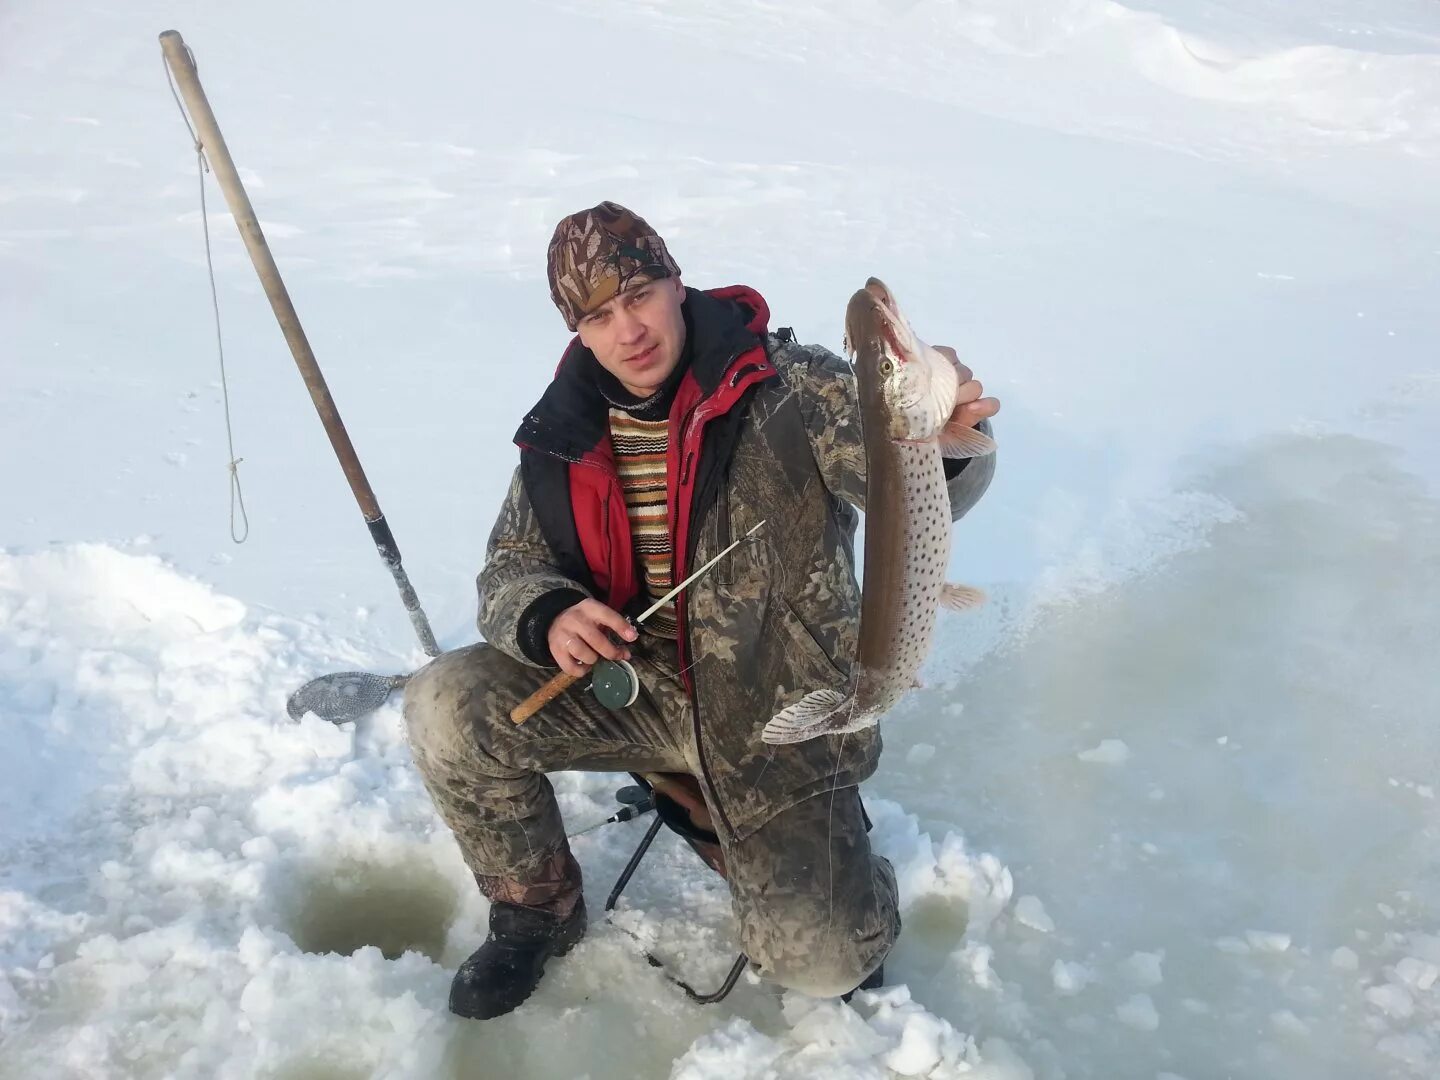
935, 345, 1000, 428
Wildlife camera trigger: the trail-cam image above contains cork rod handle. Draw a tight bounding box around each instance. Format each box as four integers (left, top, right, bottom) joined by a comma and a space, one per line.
510, 671, 579, 725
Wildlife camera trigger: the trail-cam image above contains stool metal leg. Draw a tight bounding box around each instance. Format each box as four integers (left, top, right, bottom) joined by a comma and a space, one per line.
676, 952, 749, 1004
606, 813, 665, 912
605, 799, 748, 1004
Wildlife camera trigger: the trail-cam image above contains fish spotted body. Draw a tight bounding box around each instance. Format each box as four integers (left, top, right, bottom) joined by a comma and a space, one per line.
760, 278, 995, 745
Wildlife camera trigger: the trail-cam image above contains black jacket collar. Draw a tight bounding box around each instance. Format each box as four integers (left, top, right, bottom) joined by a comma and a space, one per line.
515, 287, 762, 462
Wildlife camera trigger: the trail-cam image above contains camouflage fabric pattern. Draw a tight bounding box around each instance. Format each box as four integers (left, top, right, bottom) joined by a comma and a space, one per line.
476, 334, 995, 842
546, 201, 682, 330
476, 466, 594, 667
402, 635, 896, 994
727, 786, 897, 996
403, 637, 695, 889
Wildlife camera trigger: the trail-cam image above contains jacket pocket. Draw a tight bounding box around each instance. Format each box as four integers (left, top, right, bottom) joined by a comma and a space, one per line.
772, 597, 850, 700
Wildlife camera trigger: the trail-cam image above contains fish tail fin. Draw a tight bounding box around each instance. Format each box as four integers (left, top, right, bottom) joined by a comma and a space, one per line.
941, 583, 986, 610
761, 689, 850, 745
937, 422, 997, 459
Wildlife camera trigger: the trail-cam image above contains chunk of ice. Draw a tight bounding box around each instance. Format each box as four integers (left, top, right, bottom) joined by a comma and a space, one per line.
1117, 993, 1160, 1031
1078, 739, 1131, 764
1051, 960, 1095, 995
1394, 957, 1439, 992
1121, 950, 1165, 987
906, 742, 937, 765
1015, 895, 1055, 933
1365, 983, 1414, 1020
1244, 930, 1291, 953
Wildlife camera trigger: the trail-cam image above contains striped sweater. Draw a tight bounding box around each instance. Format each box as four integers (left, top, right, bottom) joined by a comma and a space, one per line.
608, 409, 679, 638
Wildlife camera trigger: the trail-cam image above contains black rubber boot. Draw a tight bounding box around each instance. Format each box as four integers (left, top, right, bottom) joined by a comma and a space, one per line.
449, 898, 588, 1020
842, 963, 885, 1003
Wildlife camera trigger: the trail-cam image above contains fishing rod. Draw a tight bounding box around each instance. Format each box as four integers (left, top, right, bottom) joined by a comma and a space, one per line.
509, 520, 767, 723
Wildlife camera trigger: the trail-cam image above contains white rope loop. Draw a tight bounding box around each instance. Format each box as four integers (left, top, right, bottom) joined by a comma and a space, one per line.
164, 46, 250, 544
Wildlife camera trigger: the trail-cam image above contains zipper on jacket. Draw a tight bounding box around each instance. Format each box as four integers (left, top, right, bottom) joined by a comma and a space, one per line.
669, 345, 772, 842
729, 360, 768, 388
600, 487, 612, 578
674, 392, 737, 840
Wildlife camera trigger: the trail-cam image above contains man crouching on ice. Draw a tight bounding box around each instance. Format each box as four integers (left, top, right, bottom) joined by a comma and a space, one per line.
402, 201, 1000, 1019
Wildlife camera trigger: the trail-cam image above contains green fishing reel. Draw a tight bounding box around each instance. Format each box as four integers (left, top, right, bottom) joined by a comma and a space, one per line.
577, 523, 765, 714
591, 657, 640, 710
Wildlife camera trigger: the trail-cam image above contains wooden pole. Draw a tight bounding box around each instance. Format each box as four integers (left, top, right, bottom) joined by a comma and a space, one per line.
160, 30, 439, 658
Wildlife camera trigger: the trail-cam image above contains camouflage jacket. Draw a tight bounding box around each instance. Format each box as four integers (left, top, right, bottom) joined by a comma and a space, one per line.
477, 286, 995, 841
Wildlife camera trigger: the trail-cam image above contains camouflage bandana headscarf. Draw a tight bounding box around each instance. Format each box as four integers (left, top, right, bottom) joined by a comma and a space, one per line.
546, 201, 681, 330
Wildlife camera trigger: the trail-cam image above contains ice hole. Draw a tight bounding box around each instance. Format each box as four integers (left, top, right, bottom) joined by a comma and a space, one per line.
283, 857, 459, 962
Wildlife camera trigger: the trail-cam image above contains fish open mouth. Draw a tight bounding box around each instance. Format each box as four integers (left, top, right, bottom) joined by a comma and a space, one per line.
864, 283, 911, 368
879, 320, 909, 365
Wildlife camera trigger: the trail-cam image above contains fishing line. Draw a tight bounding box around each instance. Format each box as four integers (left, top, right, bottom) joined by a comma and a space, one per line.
163, 47, 250, 543
823, 729, 848, 942
737, 525, 797, 801
822, 710, 860, 943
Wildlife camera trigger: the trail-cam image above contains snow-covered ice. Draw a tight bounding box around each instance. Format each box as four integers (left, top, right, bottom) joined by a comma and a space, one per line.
3, 0, 1439, 1077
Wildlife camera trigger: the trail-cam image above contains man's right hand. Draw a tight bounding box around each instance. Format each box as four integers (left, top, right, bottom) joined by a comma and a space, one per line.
547, 598, 638, 677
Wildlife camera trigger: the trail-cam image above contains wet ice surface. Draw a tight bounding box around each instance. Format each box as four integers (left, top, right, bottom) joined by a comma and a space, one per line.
3, 0, 1440, 1076
884, 433, 1440, 1078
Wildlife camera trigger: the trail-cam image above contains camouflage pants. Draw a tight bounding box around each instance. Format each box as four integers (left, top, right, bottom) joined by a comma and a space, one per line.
402, 636, 898, 997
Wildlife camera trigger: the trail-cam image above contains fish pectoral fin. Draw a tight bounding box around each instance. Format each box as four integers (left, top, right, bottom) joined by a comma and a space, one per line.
941, 583, 986, 610
937, 422, 997, 460
760, 689, 850, 745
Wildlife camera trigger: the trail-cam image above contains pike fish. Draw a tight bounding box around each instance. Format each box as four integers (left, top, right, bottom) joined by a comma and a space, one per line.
760, 278, 996, 745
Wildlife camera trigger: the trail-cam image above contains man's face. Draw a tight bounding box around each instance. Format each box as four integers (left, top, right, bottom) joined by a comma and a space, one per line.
576, 276, 687, 398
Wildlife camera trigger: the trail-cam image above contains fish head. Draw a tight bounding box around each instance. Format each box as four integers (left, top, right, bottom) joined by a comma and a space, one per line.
845, 277, 958, 442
